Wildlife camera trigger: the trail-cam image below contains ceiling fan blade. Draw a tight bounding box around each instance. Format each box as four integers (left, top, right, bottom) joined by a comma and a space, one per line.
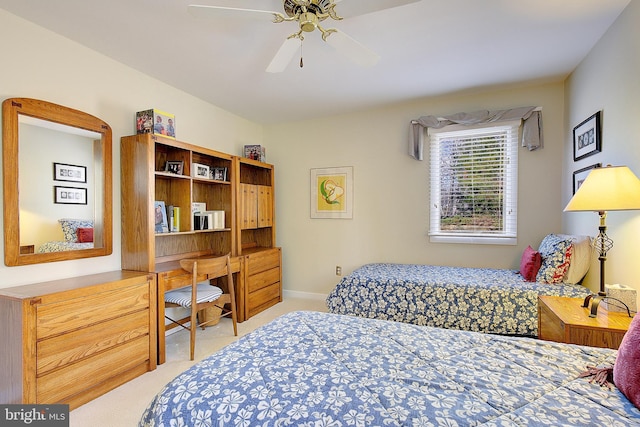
333, 0, 421, 18
266, 37, 301, 73
325, 30, 380, 67
188, 4, 280, 21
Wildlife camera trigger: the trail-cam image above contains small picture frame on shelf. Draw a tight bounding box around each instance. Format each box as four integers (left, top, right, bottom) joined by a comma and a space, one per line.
192, 163, 210, 179
211, 167, 227, 181
244, 144, 266, 162
164, 160, 184, 175
154, 201, 169, 233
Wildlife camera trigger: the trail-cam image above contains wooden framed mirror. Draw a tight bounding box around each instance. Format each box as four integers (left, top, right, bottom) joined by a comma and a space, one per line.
3, 98, 112, 266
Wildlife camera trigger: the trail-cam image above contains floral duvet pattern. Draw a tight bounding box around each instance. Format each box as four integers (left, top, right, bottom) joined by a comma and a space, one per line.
326, 263, 592, 337
139, 311, 639, 426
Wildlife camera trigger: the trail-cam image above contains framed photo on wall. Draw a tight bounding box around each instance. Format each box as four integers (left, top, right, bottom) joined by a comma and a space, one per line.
310, 166, 353, 219
573, 163, 601, 194
54, 186, 87, 204
53, 162, 87, 183
573, 111, 601, 161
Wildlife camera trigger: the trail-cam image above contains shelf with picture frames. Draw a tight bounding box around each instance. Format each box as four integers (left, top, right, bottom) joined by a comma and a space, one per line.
120, 133, 281, 327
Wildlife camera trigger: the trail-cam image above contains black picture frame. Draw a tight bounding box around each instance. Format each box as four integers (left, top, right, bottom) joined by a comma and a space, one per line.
573, 163, 601, 194
54, 186, 88, 204
573, 111, 602, 161
53, 162, 87, 183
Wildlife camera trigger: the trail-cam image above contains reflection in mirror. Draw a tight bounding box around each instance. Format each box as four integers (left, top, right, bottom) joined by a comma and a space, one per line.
3, 98, 112, 266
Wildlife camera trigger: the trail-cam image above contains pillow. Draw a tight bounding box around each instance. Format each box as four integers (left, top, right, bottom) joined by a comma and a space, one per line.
536, 234, 573, 283
59, 218, 93, 243
558, 234, 592, 284
613, 313, 640, 409
77, 227, 94, 243
519, 245, 541, 281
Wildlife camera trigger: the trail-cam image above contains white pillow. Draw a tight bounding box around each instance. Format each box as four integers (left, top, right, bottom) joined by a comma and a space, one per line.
558, 234, 592, 284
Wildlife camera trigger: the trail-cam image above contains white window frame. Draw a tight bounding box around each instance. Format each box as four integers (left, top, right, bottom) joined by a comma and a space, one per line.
429, 121, 519, 245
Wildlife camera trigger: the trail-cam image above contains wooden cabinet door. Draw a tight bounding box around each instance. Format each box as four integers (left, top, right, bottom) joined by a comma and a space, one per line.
257, 185, 272, 228
240, 183, 257, 229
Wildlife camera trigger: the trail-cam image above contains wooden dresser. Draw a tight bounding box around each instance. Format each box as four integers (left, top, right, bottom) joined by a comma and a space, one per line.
0, 270, 156, 409
243, 247, 282, 320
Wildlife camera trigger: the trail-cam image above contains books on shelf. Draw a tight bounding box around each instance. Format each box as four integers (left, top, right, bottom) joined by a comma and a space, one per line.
167, 205, 180, 232
192, 202, 225, 230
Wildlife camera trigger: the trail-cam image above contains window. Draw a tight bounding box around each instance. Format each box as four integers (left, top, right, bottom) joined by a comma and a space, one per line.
429, 121, 519, 245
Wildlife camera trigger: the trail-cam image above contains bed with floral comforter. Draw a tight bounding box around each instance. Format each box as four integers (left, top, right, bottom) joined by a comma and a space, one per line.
326, 263, 592, 337
139, 311, 639, 426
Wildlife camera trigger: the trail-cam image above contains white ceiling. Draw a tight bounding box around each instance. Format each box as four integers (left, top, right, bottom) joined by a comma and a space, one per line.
0, 0, 631, 124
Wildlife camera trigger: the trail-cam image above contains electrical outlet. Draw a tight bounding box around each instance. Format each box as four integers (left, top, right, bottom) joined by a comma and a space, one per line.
335, 266, 342, 276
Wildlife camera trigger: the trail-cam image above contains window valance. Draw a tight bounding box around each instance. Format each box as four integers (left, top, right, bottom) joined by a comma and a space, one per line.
409, 106, 543, 160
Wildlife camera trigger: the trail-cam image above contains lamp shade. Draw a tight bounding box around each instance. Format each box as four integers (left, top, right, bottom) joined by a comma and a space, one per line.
565, 165, 640, 212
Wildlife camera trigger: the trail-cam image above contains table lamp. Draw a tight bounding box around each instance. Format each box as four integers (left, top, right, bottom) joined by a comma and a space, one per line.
564, 165, 640, 315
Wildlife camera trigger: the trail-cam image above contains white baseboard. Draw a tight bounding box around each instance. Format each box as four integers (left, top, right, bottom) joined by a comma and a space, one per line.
283, 289, 328, 301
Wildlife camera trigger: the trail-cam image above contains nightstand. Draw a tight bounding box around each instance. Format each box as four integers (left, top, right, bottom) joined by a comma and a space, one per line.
538, 295, 633, 349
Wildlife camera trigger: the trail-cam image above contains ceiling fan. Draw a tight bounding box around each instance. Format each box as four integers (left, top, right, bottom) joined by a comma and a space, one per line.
188, 0, 420, 72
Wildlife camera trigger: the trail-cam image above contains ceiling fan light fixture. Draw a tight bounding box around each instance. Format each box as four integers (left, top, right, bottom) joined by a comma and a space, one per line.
299, 12, 318, 32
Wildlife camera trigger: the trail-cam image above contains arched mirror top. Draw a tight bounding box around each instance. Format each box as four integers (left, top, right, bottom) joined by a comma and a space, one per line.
3, 97, 113, 266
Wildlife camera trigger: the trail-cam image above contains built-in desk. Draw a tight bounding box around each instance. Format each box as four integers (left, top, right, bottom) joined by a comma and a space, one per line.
154, 256, 243, 364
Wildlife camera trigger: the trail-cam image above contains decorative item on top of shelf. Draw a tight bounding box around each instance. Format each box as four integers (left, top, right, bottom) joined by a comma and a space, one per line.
244, 144, 266, 162
572, 163, 601, 194
164, 160, 184, 175
210, 167, 228, 181
154, 201, 169, 233
573, 111, 601, 161
53, 162, 87, 183
192, 163, 210, 179
310, 166, 353, 219
136, 109, 176, 139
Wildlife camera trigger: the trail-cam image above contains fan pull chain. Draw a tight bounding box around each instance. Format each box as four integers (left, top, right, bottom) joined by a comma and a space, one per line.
299, 38, 304, 68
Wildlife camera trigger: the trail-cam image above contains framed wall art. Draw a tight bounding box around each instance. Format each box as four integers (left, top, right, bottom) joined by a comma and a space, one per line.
310, 166, 353, 219
53, 162, 87, 183
573, 111, 601, 161
54, 186, 87, 205
573, 163, 601, 194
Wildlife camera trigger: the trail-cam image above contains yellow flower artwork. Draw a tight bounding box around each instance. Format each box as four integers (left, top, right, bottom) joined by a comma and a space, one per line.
311, 167, 353, 219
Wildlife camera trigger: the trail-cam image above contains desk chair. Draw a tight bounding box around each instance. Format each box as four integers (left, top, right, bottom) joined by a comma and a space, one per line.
164, 253, 238, 360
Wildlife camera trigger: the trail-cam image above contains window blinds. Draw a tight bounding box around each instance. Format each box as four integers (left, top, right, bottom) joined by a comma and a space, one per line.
429, 122, 518, 244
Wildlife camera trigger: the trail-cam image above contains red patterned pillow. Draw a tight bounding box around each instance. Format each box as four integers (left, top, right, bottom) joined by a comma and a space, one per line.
520, 245, 542, 281
77, 227, 94, 243
614, 313, 640, 409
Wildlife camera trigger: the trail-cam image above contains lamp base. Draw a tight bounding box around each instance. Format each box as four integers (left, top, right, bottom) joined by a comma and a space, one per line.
582, 294, 632, 318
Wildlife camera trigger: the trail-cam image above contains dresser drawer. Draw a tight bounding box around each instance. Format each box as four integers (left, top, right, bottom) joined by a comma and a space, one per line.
36, 282, 150, 339
247, 282, 281, 317
37, 335, 150, 404
245, 249, 280, 274
247, 267, 280, 293
37, 310, 149, 375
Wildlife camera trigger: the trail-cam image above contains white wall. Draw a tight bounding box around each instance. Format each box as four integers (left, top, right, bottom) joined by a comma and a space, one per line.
0, 9, 262, 287
266, 81, 567, 295
563, 0, 640, 303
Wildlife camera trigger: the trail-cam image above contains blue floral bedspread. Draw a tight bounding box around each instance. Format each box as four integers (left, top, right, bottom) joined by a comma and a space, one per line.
139, 311, 639, 426
326, 263, 592, 337
37, 241, 93, 253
